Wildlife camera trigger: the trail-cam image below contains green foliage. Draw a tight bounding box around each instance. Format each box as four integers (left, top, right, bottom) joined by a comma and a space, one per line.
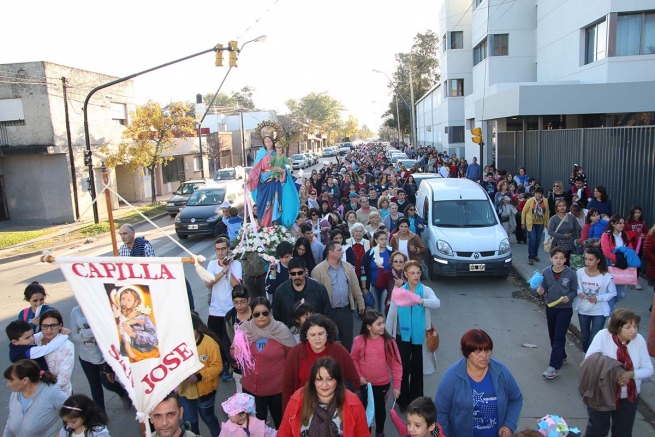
286, 92, 346, 145
0, 229, 55, 249
384, 30, 440, 137
101, 101, 197, 203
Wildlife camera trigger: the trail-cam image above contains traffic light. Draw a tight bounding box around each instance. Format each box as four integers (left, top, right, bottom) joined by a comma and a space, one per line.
215, 44, 224, 67
228, 40, 238, 67
84, 150, 92, 167
471, 127, 483, 145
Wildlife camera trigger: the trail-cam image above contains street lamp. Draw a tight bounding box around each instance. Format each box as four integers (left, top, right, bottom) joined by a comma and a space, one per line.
198, 35, 267, 173
372, 69, 414, 147
83, 44, 233, 223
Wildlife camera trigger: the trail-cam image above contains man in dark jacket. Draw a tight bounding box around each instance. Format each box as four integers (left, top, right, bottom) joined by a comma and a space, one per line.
272, 258, 332, 327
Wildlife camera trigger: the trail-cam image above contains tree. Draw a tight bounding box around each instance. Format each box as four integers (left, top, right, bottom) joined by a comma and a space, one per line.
286, 92, 345, 146
203, 92, 235, 109
384, 30, 440, 139
277, 115, 304, 156
231, 86, 257, 111
355, 124, 375, 141
378, 125, 396, 141
340, 115, 359, 140
102, 101, 197, 203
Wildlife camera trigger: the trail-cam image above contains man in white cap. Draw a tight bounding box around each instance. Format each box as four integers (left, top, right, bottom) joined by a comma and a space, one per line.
215, 201, 231, 237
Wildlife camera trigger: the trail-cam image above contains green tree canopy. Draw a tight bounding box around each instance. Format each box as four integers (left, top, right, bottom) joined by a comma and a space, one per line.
101, 101, 197, 203
384, 30, 440, 139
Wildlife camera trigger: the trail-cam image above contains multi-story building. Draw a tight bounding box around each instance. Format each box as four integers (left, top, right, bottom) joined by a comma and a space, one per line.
0, 61, 135, 224
417, 0, 655, 165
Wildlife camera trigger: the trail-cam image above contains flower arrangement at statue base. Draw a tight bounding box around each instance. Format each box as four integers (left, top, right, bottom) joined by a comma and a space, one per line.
232, 223, 295, 276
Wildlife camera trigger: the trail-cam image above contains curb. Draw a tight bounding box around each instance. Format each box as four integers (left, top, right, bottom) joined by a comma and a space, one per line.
0, 212, 170, 265
510, 264, 655, 424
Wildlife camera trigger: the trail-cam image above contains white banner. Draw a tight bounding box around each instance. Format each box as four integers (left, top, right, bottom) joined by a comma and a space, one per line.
57, 256, 202, 421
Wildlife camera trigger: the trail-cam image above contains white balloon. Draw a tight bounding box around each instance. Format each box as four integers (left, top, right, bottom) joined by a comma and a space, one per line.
298, 169, 304, 177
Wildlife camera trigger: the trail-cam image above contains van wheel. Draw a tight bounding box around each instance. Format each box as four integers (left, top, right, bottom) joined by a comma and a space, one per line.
169, 214, 177, 218
426, 252, 439, 281
177, 233, 188, 240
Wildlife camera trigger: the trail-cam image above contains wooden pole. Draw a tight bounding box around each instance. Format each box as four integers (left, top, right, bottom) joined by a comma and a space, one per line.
41, 254, 198, 265
102, 163, 119, 256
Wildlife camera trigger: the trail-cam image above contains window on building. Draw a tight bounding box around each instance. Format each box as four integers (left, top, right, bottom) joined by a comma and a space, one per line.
490, 34, 508, 56
473, 38, 487, 65
448, 79, 464, 97
473, 0, 484, 9
110, 103, 127, 126
585, 19, 607, 64
442, 34, 447, 53
448, 126, 465, 143
616, 12, 655, 56
450, 31, 464, 49
194, 156, 202, 172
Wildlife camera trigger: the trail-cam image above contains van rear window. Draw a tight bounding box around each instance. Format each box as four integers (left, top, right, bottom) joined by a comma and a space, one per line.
432, 200, 497, 227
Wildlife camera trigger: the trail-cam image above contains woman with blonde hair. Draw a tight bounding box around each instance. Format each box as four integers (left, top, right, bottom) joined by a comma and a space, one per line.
365, 211, 382, 238
378, 195, 391, 219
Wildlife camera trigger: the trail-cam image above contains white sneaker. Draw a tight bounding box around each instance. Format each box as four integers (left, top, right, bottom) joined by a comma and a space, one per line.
542, 366, 559, 379
635, 283, 643, 290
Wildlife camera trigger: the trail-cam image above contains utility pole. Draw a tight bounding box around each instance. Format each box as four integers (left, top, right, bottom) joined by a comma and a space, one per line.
408, 68, 416, 147
394, 94, 401, 144
240, 111, 247, 166
61, 77, 80, 220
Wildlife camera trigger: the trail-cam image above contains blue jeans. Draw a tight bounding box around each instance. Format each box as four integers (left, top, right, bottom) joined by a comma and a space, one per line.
608, 285, 628, 314
180, 391, 221, 437
370, 284, 387, 313
578, 314, 606, 352
528, 224, 544, 260
546, 306, 572, 369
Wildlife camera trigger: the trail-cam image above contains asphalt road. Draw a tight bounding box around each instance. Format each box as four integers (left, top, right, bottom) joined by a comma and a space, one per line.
0, 157, 653, 435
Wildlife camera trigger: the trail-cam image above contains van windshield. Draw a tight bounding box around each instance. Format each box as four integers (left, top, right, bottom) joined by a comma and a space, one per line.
432, 200, 497, 227
186, 189, 226, 206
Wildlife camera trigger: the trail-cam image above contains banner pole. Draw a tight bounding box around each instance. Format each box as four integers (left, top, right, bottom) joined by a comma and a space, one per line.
40, 254, 198, 265
102, 163, 119, 256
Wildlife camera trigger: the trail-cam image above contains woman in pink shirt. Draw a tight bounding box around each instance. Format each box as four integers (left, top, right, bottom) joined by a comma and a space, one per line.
351, 310, 402, 437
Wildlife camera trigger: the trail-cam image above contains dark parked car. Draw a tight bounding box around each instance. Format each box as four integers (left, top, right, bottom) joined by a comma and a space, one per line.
174, 182, 244, 239
165, 179, 217, 217
211, 167, 246, 182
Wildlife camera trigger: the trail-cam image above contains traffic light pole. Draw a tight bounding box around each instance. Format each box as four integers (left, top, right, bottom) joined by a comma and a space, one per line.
83, 45, 232, 223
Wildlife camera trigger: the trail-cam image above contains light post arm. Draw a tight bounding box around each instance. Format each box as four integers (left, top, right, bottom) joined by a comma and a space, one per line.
83, 44, 231, 223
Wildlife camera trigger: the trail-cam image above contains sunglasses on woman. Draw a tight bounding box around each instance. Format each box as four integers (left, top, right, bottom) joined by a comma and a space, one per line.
253, 311, 270, 318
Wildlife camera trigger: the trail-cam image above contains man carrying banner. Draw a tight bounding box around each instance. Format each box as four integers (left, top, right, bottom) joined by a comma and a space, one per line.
151, 392, 199, 437
118, 224, 155, 257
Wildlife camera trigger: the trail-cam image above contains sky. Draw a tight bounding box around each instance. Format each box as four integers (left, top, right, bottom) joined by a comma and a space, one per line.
0, 0, 439, 132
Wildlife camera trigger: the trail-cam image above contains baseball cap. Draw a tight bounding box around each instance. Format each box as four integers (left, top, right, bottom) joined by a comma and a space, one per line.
349, 192, 359, 198
220, 201, 231, 209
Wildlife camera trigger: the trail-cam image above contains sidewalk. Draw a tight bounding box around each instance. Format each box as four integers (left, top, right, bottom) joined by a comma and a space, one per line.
509, 237, 655, 414
0, 195, 169, 262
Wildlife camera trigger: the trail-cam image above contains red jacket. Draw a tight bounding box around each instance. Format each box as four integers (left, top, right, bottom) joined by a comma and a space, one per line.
277, 388, 370, 437
601, 231, 632, 265
644, 233, 655, 280
282, 342, 360, 412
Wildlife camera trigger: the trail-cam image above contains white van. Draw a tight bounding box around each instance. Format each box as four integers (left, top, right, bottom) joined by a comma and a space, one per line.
416, 178, 512, 279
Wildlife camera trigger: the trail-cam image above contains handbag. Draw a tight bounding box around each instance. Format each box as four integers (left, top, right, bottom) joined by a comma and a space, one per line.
375, 268, 391, 288
544, 214, 567, 253
608, 266, 638, 285
426, 324, 439, 353
365, 383, 375, 427
363, 291, 375, 307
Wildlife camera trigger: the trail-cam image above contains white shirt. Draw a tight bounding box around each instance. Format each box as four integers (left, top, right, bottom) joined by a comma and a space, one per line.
574, 269, 616, 317
208, 259, 243, 317
398, 239, 409, 259
586, 329, 653, 396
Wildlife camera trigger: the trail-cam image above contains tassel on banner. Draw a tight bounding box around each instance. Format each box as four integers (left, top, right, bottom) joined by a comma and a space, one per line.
193, 255, 214, 282
233, 330, 256, 373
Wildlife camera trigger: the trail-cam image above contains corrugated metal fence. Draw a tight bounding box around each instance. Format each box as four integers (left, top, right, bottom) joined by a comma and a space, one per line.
498, 126, 655, 222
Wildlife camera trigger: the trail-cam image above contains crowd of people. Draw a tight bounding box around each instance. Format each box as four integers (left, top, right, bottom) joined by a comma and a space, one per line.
4, 141, 655, 437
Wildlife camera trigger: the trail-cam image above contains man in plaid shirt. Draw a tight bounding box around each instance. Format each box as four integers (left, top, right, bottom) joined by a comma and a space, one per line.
118, 224, 155, 257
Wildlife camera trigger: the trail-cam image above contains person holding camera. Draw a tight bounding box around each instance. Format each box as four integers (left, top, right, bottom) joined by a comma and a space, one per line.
205, 236, 242, 381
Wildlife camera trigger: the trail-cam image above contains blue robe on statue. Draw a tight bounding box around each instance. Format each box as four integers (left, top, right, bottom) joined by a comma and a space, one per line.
249, 147, 299, 228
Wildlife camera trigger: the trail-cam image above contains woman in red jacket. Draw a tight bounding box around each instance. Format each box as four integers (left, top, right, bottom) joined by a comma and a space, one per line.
644, 225, 655, 287
601, 215, 632, 314
278, 356, 369, 437
282, 315, 360, 412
